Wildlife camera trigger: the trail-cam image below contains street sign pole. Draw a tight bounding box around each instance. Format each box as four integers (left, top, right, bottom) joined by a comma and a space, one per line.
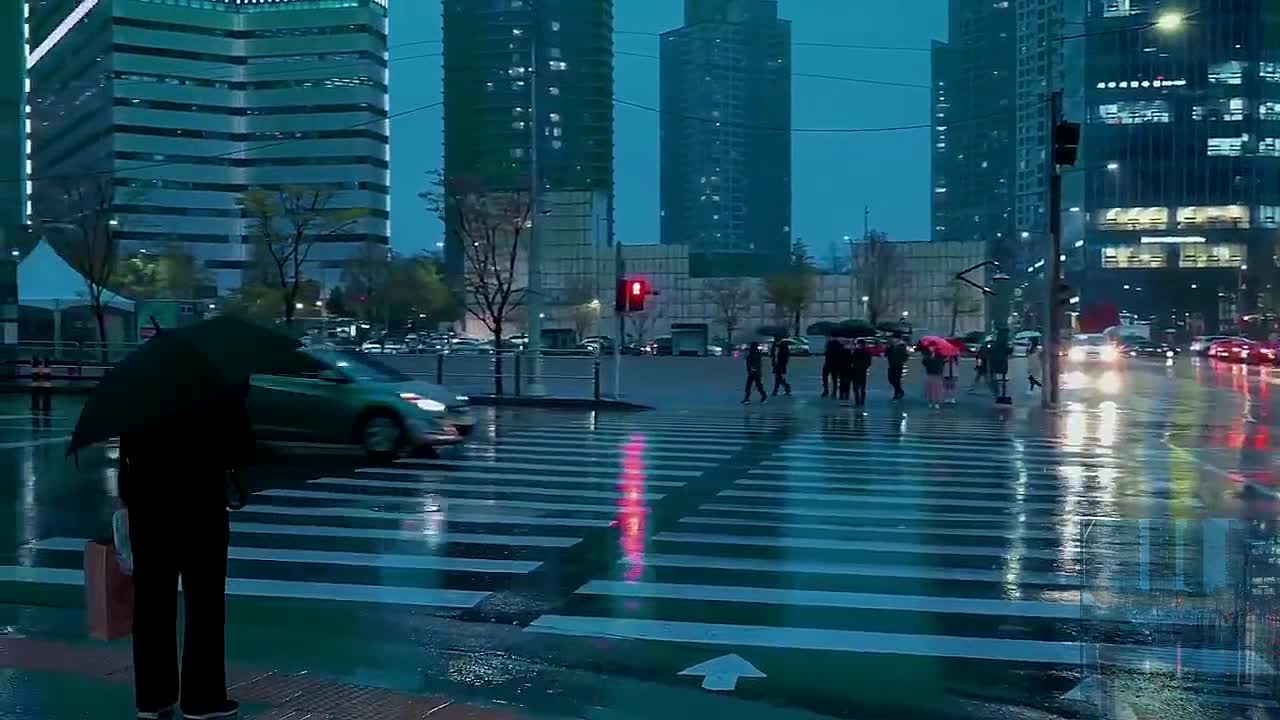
614, 242, 624, 399
1044, 90, 1064, 409
991, 272, 1013, 405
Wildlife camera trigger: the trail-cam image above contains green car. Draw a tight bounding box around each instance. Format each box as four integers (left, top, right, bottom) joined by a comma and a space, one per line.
249, 348, 474, 459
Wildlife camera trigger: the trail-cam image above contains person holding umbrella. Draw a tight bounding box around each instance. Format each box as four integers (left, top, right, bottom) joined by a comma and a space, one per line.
885, 336, 909, 400
770, 336, 792, 396
68, 316, 298, 720
849, 338, 872, 406
742, 342, 768, 404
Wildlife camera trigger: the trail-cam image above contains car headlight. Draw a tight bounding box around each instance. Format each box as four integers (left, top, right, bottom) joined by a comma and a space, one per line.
455, 395, 470, 403
1100, 346, 1118, 362
1068, 347, 1086, 362
1165, 350, 1175, 358
399, 393, 446, 412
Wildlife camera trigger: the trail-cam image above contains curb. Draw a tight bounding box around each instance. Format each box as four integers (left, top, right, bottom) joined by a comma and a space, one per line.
466, 395, 652, 411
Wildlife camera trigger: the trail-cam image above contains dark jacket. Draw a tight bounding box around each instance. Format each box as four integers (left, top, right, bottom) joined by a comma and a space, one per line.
851, 346, 872, 373
886, 342, 909, 368
119, 383, 255, 512
922, 353, 946, 376
745, 346, 764, 375
824, 339, 846, 366
772, 341, 791, 373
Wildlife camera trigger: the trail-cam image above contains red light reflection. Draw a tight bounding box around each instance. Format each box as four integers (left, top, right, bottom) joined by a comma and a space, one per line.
619, 436, 648, 582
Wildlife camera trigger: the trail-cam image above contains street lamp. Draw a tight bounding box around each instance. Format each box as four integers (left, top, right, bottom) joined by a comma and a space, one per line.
1154, 11, 1186, 33
1106, 161, 1120, 171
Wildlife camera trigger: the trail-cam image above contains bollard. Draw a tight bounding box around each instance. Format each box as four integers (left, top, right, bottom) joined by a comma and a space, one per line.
593, 354, 601, 401
435, 352, 444, 385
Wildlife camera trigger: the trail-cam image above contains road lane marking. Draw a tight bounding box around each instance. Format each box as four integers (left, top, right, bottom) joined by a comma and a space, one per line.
652, 532, 1069, 559
718, 489, 1058, 511
368, 461, 704, 478
311, 477, 667, 501
259, 488, 622, 514
235, 503, 615, 527
680, 516, 1064, 540
229, 522, 581, 547
525, 616, 1270, 672
30, 537, 542, 573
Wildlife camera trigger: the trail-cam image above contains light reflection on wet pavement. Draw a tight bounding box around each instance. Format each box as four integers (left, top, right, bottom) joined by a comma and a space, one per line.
4, 360, 1280, 718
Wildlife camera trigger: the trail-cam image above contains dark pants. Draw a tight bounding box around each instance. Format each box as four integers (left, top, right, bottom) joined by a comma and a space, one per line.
772, 371, 790, 395
130, 505, 230, 715
30, 386, 50, 412
888, 365, 905, 399
851, 371, 868, 405
743, 372, 766, 401
838, 370, 851, 400
821, 364, 835, 396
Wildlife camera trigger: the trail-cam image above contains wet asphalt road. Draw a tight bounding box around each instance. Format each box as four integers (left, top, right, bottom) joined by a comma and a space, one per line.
3, 356, 1280, 720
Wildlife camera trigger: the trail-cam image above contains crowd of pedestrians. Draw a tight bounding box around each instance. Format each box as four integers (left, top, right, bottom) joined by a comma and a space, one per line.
746, 335, 964, 407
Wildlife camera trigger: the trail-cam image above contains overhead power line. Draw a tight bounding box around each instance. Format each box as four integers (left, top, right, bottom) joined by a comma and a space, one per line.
613, 97, 1003, 134
614, 50, 929, 89
613, 28, 932, 52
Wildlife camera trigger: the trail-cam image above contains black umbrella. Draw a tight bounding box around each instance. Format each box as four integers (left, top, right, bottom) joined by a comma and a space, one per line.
67, 315, 299, 455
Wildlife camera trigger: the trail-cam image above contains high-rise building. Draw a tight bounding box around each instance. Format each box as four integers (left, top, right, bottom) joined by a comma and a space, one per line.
1, 1, 24, 232
25, 0, 390, 293
442, 0, 613, 201
660, 0, 790, 277
1076, 1, 1280, 331
930, 0, 1016, 270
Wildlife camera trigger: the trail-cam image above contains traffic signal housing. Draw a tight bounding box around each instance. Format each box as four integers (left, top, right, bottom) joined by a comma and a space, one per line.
1055, 281, 1075, 309
1053, 121, 1081, 166
615, 278, 650, 312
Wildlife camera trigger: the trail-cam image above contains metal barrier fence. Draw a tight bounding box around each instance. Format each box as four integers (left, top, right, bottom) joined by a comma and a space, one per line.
3, 340, 142, 365
380, 348, 603, 400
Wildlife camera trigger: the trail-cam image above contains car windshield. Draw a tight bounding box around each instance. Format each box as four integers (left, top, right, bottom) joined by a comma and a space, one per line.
307, 349, 409, 383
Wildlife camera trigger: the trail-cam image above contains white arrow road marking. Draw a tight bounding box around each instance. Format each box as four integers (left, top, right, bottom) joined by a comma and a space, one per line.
678, 653, 766, 691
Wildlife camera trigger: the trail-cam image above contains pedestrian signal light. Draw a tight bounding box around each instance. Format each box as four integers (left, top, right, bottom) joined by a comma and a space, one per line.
627, 279, 648, 312
1055, 282, 1074, 308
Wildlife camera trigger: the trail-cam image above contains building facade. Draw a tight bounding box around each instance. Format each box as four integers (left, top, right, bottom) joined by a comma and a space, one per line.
2, 0, 24, 232
930, 0, 1017, 269
1076, 0, 1280, 331
659, 0, 791, 277
441, 0, 614, 277
25, 0, 390, 293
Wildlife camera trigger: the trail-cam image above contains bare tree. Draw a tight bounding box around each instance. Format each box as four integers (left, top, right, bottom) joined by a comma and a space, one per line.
941, 280, 983, 336
239, 186, 363, 328
852, 230, 901, 326
628, 296, 664, 344
35, 175, 120, 358
425, 173, 529, 395
702, 278, 754, 345
763, 239, 818, 337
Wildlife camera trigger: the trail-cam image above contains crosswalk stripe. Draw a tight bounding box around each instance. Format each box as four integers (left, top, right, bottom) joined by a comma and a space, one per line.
652, 532, 1069, 560
403, 453, 720, 468
737, 477, 1077, 497
717, 489, 1058, 511
702, 502, 1030, 522
0, 566, 488, 608
748, 466, 1119, 482
505, 430, 744, 448
354, 468, 688, 488
774, 447, 1149, 464
679, 516, 1065, 540
364, 462, 704, 478
235, 503, 615, 528
309, 477, 668, 501
462, 440, 735, 459
574, 581, 1094, 620
229, 522, 581, 548
29, 537, 541, 573
259, 488, 623, 514
526, 616, 1271, 672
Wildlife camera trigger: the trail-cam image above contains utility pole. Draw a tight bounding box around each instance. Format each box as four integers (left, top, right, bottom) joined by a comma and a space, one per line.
524, 5, 546, 396
1043, 90, 1064, 409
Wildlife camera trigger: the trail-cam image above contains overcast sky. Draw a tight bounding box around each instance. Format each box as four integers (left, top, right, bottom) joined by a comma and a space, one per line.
388, 1, 947, 262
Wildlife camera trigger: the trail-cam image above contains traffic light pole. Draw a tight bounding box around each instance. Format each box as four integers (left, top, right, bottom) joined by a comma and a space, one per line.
614, 242, 624, 399
1044, 90, 1064, 409
524, 7, 546, 397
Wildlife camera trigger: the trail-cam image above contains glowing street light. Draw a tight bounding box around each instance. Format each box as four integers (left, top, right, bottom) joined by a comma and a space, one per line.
1154, 11, 1185, 33
1106, 161, 1120, 171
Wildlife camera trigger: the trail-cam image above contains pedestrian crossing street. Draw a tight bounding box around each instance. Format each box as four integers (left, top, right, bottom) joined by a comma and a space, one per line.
2, 404, 1274, 710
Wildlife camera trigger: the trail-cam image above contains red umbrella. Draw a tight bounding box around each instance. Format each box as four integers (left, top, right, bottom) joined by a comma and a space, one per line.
919, 335, 961, 358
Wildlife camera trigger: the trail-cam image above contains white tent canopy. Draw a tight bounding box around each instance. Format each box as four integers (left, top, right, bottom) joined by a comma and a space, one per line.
18, 239, 134, 311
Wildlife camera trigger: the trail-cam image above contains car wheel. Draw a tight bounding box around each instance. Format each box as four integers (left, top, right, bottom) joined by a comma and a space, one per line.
359, 411, 405, 461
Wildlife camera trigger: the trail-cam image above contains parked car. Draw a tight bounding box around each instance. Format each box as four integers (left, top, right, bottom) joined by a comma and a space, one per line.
778, 337, 811, 357
1209, 338, 1279, 365
250, 349, 474, 460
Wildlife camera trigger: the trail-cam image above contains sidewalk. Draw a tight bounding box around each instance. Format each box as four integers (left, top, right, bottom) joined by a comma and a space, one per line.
0, 635, 542, 720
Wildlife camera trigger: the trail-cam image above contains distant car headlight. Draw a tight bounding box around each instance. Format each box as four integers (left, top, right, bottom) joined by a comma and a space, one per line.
1165, 350, 1175, 358
1068, 347, 1086, 362
1100, 346, 1118, 362
400, 393, 446, 412
455, 395, 469, 403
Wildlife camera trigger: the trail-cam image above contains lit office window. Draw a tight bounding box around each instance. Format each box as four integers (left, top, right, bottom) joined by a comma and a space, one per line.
1258, 206, 1280, 228
1261, 101, 1280, 120
1179, 244, 1245, 269
1208, 135, 1248, 156
1209, 61, 1246, 84
1261, 62, 1280, 82
1098, 207, 1169, 231
1176, 205, 1250, 228
1259, 138, 1280, 157
1101, 246, 1167, 269
1094, 101, 1170, 124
